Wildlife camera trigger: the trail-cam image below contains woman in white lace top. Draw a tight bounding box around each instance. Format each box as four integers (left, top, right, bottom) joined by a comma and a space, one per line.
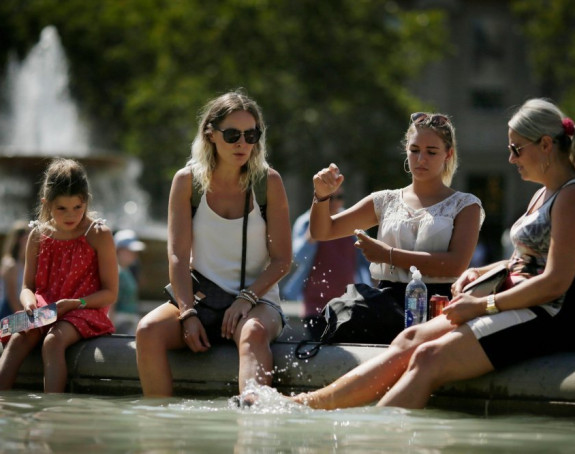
291, 112, 485, 409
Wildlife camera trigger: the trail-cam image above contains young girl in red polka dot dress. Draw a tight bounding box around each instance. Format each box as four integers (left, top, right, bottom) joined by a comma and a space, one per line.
0, 158, 118, 392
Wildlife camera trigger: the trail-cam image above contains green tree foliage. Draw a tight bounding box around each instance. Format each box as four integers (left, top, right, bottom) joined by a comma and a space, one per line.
511, 0, 575, 111
0, 0, 448, 218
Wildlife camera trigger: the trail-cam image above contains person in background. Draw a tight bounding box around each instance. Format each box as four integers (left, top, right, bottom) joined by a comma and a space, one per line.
0, 221, 30, 319
0, 158, 118, 392
291, 98, 575, 411
109, 229, 145, 335
282, 187, 371, 339
136, 90, 292, 400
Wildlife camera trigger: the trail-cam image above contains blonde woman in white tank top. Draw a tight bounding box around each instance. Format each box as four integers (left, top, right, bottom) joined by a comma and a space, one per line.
136, 90, 292, 403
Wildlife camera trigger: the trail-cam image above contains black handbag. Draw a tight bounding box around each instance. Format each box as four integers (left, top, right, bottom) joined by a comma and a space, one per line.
295, 283, 404, 359
163, 187, 251, 336
164, 271, 237, 330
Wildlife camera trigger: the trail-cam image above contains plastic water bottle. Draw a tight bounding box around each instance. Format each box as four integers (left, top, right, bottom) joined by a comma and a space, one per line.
405, 266, 427, 328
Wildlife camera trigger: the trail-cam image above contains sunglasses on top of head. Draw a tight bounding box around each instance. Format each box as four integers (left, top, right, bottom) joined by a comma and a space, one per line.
410, 112, 450, 127
212, 126, 262, 144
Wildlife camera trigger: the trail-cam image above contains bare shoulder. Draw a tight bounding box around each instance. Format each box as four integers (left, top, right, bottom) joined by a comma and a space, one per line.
266, 167, 286, 189
553, 183, 575, 213
174, 166, 192, 180
27, 228, 43, 249
265, 168, 287, 199
85, 220, 114, 249
171, 167, 193, 194
266, 167, 282, 182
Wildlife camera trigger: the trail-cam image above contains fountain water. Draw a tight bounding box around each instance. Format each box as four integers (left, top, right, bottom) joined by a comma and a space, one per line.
0, 25, 158, 236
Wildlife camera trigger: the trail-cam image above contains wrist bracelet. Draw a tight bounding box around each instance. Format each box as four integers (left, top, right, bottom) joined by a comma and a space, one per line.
238, 289, 258, 308
485, 294, 499, 314
313, 192, 332, 204
178, 308, 198, 323
242, 288, 259, 302
78, 298, 87, 309
389, 247, 395, 275
237, 294, 257, 307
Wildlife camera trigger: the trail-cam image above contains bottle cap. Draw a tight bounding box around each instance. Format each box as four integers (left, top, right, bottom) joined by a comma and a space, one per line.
410, 265, 422, 280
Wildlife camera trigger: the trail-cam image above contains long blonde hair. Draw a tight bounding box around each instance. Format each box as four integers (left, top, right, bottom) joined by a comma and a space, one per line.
187, 90, 269, 192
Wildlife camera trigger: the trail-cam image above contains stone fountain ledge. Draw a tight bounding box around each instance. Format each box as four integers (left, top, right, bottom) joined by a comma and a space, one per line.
3, 334, 575, 417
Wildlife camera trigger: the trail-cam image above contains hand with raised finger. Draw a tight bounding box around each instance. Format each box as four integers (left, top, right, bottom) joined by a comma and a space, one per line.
313, 163, 344, 199
354, 230, 386, 263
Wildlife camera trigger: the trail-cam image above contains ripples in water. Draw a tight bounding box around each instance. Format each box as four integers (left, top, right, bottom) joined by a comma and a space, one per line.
1, 385, 574, 453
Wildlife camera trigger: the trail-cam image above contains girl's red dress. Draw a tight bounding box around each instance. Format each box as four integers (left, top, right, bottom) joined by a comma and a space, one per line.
34, 228, 114, 338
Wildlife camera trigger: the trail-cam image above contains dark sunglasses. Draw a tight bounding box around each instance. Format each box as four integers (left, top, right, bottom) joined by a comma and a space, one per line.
213, 127, 261, 144
507, 143, 528, 158
410, 112, 450, 127
507, 138, 541, 158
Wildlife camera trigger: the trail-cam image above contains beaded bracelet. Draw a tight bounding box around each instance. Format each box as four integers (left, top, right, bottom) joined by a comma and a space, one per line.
242, 288, 259, 302
237, 292, 257, 307
237, 289, 258, 308
237, 294, 257, 308
178, 308, 198, 323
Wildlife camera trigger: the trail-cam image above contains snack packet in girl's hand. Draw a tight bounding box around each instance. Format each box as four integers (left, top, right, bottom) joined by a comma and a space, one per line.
0, 304, 57, 340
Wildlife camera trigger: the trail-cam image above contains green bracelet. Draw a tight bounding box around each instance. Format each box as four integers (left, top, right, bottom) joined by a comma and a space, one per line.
79, 298, 87, 309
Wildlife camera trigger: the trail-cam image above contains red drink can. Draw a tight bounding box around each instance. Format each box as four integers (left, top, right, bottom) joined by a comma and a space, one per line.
429, 295, 449, 319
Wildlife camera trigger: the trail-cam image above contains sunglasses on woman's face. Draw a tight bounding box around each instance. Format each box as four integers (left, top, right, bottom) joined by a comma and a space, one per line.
508, 143, 527, 158
508, 138, 542, 158
410, 112, 450, 127
213, 127, 261, 144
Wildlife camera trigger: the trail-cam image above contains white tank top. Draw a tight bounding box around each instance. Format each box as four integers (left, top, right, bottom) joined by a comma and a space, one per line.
191, 190, 280, 303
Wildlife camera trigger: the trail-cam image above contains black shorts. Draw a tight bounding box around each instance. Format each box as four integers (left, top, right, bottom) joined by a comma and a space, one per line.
168, 298, 286, 344
469, 306, 569, 369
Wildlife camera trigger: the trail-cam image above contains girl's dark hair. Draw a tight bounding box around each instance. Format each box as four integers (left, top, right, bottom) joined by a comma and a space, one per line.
36, 158, 92, 225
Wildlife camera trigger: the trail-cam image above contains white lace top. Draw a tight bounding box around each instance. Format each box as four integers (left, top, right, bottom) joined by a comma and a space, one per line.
370, 189, 484, 283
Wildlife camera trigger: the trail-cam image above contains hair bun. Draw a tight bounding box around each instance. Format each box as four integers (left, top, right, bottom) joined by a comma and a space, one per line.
562, 117, 575, 136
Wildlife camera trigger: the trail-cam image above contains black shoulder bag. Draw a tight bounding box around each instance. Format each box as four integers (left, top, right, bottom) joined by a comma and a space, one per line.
295, 283, 404, 359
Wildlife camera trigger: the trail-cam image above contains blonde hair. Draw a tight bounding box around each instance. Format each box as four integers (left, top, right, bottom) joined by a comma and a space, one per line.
187, 90, 269, 191
404, 113, 458, 186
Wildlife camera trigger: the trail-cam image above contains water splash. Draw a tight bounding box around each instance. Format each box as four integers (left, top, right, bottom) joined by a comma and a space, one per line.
228, 380, 303, 414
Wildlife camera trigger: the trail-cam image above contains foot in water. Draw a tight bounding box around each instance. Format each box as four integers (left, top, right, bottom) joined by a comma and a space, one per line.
231, 391, 258, 408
